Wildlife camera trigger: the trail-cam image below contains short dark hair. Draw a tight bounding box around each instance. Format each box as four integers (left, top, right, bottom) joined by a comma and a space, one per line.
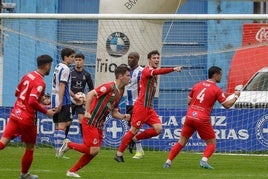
61, 48, 75, 60
115, 64, 130, 79
147, 50, 160, 59
37, 55, 53, 67
75, 53, 85, 59
128, 52, 140, 59
208, 66, 222, 78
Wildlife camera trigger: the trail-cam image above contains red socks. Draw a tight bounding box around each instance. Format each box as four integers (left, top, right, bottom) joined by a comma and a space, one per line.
21, 149, 34, 174
168, 143, 183, 161
68, 142, 90, 154
69, 154, 94, 172
135, 128, 158, 140
118, 131, 134, 153
203, 144, 215, 158
0, 141, 5, 150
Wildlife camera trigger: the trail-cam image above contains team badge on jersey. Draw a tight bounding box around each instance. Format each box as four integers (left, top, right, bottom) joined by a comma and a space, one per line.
37, 85, 43, 92
93, 138, 98, 145
100, 86, 107, 93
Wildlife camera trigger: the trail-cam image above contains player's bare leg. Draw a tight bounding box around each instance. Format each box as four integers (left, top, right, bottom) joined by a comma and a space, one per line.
0, 137, 10, 149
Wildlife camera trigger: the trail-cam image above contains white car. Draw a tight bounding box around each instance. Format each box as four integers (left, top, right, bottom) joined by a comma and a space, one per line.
234, 67, 268, 108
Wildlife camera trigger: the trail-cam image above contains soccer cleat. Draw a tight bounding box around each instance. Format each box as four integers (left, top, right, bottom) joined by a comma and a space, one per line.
114, 154, 125, 163
132, 151, 144, 159
19, 173, 38, 179
59, 139, 71, 157
200, 160, 214, 169
66, 171, 81, 178
128, 140, 135, 154
55, 154, 70, 159
163, 162, 171, 168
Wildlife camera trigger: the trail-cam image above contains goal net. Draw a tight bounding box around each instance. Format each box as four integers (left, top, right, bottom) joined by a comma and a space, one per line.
0, 13, 268, 154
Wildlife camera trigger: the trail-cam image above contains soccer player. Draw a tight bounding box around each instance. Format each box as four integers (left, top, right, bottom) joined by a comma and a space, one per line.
114, 50, 183, 162
51, 48, 75, 158
125, 52, 145, 159
58, 64, 131, 178
0, 55, 56, 179
70, 53, 94, 135
163, 66, 241, 169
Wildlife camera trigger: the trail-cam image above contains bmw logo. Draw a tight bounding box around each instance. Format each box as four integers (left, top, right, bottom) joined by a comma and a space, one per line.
106, 32, 130, 57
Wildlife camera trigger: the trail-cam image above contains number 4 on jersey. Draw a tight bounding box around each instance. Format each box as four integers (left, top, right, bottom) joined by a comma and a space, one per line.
197, 88, 206, 103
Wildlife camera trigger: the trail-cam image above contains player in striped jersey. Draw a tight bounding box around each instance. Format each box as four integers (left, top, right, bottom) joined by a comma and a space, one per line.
51, 48, 75, 158
115, 50, 183, 163
125, 52, 145, 159
58, 64, 131, 178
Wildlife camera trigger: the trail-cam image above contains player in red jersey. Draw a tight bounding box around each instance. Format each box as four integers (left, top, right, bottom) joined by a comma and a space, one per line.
58, 64, 131, 178
163, 66, 241, 169
114, 50, 183, 163
0, 55, 56, 179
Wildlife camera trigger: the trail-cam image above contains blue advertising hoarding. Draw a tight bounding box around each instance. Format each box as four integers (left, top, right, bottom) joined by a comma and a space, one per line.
0, 107, 267, 152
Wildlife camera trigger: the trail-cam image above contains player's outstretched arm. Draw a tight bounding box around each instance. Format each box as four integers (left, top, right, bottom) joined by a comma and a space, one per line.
222, 90, 241, 109
153, 65, 183, 75
173, 66, 183, 72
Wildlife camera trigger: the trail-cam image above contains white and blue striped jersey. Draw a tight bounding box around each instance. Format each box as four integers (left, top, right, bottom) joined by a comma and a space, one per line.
126, 66, 143, 106
51, 62, 72, 107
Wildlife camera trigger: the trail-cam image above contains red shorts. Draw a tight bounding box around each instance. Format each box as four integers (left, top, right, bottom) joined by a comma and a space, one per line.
181, 116, 215, 140
82, 118, 103, 147
131, 105, 161, 129
2, 117, 37, 144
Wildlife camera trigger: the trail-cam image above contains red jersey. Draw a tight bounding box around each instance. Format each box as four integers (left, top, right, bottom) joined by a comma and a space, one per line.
187, 80, 226, 120
87, 81, 123, 129
10, 71, 47, 125
135, 66, 174, 107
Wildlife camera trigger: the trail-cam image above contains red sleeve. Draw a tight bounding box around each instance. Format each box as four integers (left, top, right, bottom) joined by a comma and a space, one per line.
217, 88, 226, 104
152, 68, 174, 75
95, 82, 113, 97
28, 96, 48, 114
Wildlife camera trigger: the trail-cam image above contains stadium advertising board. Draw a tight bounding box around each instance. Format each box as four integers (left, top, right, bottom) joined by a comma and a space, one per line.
0, 107, 267, 152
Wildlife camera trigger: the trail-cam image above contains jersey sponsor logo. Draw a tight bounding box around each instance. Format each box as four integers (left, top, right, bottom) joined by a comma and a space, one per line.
15, 109, 22, 116
255, 114, 268, 147
192, 111, 197, 117
106, 32, 130, 57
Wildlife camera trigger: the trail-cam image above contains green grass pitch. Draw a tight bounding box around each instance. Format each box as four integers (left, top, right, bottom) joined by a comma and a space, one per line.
0, 146, 267, 179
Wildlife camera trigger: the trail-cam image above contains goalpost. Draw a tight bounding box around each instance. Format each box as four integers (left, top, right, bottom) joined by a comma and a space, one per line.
0, 13, 268, 154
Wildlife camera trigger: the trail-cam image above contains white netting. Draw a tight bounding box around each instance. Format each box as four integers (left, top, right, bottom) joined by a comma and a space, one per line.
0, 13, 268, 153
